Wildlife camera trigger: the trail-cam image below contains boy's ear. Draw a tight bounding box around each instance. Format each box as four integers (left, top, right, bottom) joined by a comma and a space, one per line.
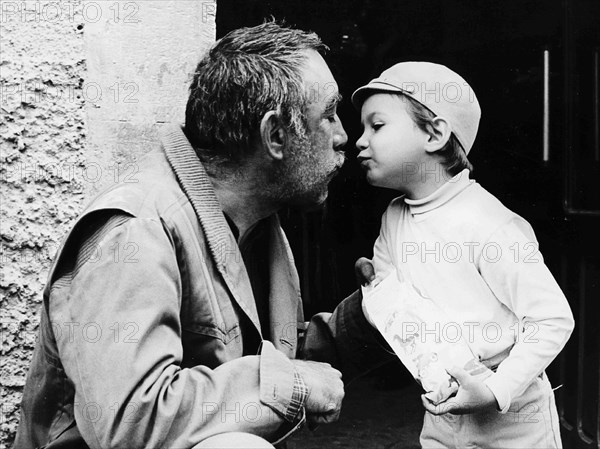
424, 116, 452, 153
260, 110, 287, 161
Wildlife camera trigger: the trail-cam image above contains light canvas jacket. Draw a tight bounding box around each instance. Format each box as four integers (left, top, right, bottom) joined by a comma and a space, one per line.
14, 125, 389, 449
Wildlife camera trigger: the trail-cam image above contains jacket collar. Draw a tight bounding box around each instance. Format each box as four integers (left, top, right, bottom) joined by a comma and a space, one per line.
267, 217, 303, 357
159, 124, 301, 355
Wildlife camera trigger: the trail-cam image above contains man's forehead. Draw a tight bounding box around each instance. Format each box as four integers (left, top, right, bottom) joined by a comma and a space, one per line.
301, 50, 338, 99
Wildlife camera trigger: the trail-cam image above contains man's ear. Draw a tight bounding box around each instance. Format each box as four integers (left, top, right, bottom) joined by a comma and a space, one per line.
260, 110, 287, 161
424, 116, 452, 153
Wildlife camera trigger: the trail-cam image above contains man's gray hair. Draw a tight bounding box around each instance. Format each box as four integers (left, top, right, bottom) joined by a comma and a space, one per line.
185, 21, 327, 168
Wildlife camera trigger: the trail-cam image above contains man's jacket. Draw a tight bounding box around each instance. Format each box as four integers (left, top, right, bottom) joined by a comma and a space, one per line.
14, 125, 390, 449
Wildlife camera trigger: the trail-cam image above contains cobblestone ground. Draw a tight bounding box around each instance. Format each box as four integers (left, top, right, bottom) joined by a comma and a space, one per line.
288, 367, 423, 449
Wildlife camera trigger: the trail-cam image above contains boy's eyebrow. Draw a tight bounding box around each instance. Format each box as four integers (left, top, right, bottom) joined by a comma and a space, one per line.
361, 111, 379, 125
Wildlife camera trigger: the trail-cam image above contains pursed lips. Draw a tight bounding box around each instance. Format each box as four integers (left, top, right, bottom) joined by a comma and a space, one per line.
357, 156, 371, 169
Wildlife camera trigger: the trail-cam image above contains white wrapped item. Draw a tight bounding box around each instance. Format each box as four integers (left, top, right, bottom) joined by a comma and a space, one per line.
362, 272, 492, 405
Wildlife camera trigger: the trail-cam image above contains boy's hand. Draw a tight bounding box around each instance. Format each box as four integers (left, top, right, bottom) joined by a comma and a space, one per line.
355, 257, 376, 287
421, 366, 497, 415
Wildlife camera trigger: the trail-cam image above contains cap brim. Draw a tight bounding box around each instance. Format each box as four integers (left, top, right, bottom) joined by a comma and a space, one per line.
351, 81, 406, 109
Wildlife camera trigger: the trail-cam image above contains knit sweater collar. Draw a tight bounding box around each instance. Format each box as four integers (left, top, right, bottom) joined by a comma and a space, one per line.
404, 169, 473, 215
159, 124, 234, 269
159, 123, 271, 334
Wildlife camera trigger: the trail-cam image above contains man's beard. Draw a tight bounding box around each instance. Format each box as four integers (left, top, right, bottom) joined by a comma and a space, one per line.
264, 129, 345, 209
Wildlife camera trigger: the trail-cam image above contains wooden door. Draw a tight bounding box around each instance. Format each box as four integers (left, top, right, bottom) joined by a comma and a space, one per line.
217, 2, 600, 445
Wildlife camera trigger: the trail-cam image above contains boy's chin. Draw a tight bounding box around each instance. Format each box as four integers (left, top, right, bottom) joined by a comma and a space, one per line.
366, 175, 402, 192
365, 172, 380, 187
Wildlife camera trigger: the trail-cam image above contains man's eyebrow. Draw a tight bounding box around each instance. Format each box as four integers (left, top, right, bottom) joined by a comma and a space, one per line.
324, 92, 343, 114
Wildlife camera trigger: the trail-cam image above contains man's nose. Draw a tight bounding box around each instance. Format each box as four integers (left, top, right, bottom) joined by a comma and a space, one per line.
333, 118, 348, 150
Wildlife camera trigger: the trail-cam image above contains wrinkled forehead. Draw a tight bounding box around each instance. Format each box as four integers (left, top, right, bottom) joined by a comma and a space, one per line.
301, 50, 339, 103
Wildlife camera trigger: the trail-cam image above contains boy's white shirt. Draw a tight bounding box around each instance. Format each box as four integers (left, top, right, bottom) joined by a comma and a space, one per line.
372, 169, 574, 412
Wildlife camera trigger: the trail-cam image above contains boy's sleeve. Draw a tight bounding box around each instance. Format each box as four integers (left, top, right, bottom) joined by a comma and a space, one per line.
478, 217, 574, 412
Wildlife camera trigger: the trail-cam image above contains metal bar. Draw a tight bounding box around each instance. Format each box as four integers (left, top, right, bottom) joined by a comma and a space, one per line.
562, 0, 575, 214
576, 258, 594, 444
561, 3, 600, 217
564, 208, 600, 216
558, 253, 574, 431
594, 48, 599, 163
597, 330, 600, 449
544, 49, 551, 162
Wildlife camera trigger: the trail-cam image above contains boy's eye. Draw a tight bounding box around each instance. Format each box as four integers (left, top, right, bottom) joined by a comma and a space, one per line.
372, 122, 384, 130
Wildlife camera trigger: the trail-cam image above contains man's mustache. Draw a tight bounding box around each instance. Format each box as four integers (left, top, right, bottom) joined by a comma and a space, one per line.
333, 149, 347, 170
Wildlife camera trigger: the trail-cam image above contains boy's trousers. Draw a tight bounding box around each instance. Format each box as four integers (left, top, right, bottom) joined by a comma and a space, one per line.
420, 372, 562, 449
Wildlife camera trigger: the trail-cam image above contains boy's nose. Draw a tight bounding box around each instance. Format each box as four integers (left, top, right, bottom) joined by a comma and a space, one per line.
355, 133, 368, 151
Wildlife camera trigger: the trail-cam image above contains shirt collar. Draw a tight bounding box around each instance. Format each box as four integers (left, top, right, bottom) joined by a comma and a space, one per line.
404, 169, 473, 215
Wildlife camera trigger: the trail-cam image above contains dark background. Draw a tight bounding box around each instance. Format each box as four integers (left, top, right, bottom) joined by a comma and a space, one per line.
218, 1, 599, 447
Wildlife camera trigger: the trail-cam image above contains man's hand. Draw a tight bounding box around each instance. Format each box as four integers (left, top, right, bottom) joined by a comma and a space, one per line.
291, 360, 344, 426
421, 366, 497, 415
355, 257, 375, 287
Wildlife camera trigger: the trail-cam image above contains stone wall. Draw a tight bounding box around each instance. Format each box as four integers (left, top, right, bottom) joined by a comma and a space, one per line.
0, 2, 215, 446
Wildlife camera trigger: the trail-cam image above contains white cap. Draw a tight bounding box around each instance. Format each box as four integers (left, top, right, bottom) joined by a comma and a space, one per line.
351, 62, 481, 154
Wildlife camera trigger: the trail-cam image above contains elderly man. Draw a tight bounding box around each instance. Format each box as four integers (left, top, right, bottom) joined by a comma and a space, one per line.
15, 22, 389, 448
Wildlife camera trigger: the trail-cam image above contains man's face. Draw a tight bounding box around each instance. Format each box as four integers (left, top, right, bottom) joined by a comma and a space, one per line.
270, 50, 348, 208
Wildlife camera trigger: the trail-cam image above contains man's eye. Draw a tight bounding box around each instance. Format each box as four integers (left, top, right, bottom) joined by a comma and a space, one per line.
372, 123, 383, 130
327, 113, 337, 122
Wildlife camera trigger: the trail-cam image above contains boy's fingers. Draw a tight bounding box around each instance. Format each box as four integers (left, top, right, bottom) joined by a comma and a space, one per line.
421, 395, 452, 415
421, 395, 438, 414
446, 366, 470, 385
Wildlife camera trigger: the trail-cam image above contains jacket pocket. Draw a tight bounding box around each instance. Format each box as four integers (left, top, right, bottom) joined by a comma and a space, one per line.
181, 325, 242, 369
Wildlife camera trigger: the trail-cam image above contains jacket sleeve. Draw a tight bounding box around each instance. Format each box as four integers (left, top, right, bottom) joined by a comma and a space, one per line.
298, 290, 395, 383
296, 203, 395, 381
51, 214, 294, 448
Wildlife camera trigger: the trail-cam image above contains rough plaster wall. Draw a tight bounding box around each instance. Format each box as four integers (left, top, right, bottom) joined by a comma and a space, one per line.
1, 2, 87, 446
1, 1, 215, 446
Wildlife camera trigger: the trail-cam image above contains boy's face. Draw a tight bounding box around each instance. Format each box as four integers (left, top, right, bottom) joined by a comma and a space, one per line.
356, 93, 429, 191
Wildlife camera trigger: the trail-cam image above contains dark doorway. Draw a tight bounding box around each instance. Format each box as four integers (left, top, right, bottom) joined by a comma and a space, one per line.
218, 1, 600, 447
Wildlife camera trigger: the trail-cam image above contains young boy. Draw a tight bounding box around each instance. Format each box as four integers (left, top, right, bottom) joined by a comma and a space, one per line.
352, 62, 575, 448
